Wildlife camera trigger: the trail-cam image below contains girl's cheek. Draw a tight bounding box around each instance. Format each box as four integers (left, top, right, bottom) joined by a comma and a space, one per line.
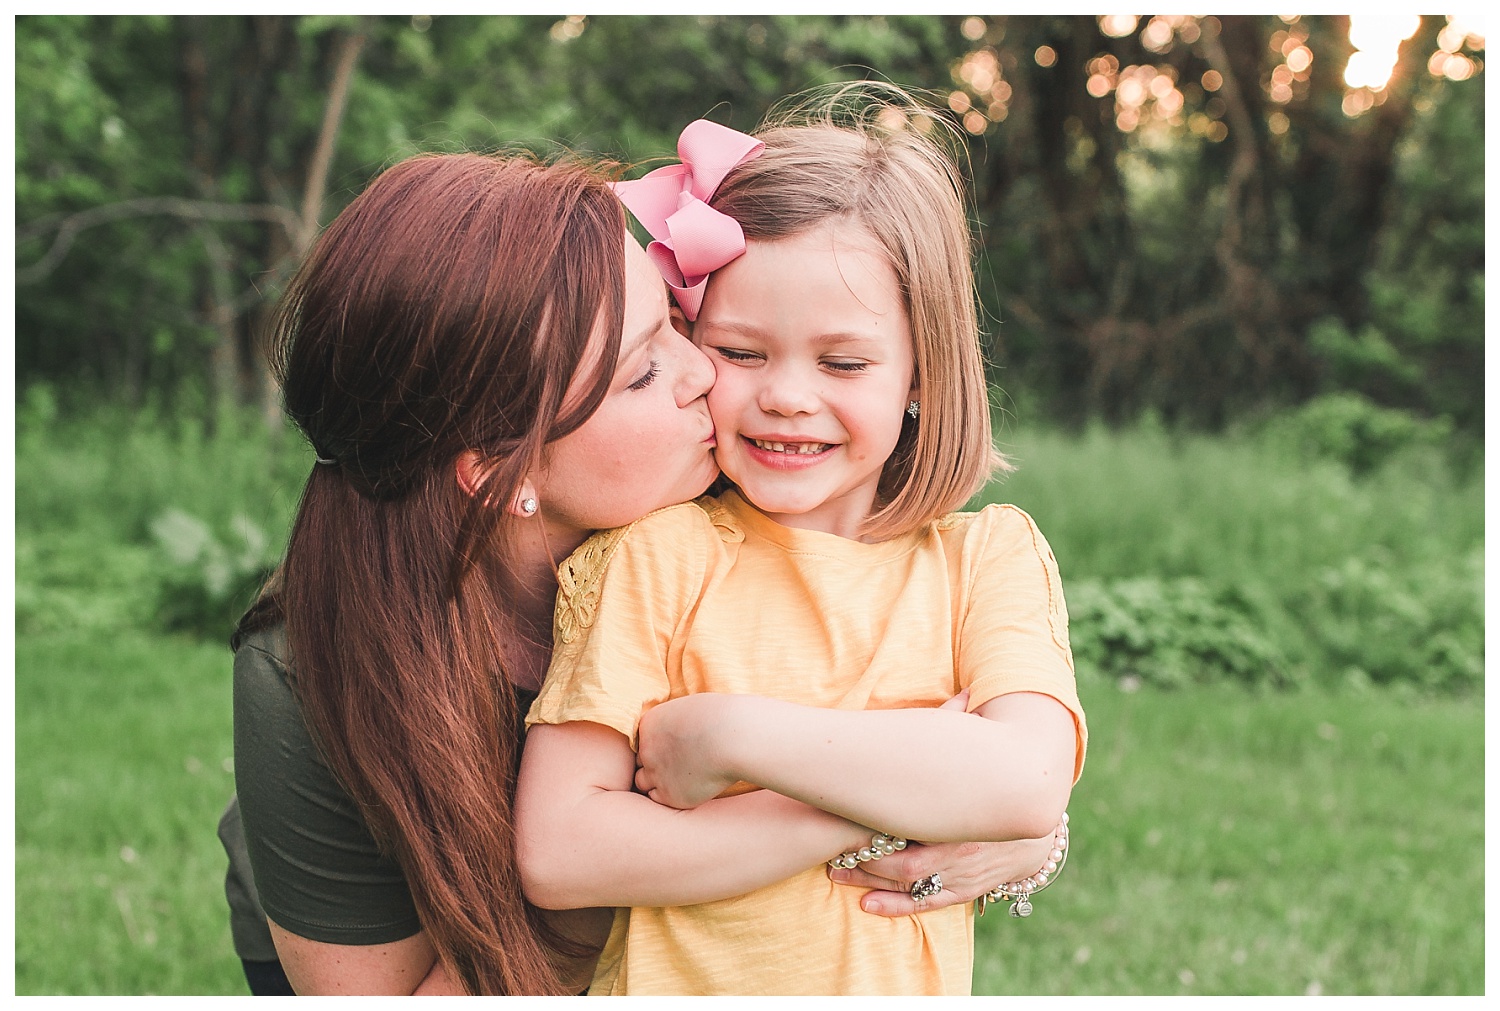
702, 370, 726, 414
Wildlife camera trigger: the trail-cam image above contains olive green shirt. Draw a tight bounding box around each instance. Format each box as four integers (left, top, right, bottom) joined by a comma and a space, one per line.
227, 625, 421, 951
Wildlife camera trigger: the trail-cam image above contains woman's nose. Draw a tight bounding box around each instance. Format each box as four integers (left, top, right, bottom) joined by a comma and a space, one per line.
673, 332, 716, 407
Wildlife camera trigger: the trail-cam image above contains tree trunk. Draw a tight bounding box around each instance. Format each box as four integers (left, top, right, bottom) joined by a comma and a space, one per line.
178, 18, 242, 415
298, 27, 368, 254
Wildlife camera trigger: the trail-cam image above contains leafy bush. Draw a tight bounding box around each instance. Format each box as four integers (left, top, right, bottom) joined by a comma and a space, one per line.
1066, 577, 1296, 691
989, 422, 1482, 696
18, 400, 1483, 696
16, 390, 310, 643
1289, 550, 1484, 695
1265, 390, 1452, 474
15, 530, 160, 636
149, 509, 280, 637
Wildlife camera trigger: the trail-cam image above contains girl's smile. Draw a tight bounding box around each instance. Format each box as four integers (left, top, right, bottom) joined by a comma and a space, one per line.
695, 222, 916, 541
742, 436, 836, 467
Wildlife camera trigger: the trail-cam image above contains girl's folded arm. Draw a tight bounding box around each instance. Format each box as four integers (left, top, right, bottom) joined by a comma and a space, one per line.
635, 690, 1077, 843
515, 719, 870, 910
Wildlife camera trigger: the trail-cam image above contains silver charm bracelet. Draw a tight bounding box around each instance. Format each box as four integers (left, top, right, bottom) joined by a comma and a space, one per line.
977, 812, 1070, 919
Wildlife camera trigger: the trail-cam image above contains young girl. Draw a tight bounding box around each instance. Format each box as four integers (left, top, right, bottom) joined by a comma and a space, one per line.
516, 94, 1087, 996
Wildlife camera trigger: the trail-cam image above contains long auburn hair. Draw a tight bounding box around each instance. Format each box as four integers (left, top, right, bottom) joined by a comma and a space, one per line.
239, 152, 625, 994
711, 85, 1008, 541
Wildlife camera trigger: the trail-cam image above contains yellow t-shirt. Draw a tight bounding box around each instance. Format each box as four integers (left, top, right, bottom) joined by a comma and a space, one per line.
528, 490, 1087, 996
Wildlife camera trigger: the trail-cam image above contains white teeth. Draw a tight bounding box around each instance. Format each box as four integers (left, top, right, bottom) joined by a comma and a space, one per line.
752, 438, 829, 455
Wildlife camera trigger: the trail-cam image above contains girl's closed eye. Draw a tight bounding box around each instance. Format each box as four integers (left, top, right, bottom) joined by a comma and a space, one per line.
822, 359, 869, 374
712, 346, 762, 365
627, 359, 660, 390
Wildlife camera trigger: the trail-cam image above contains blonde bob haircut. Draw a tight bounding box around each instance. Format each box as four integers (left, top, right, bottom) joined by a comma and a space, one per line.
710, 83, 1009, 542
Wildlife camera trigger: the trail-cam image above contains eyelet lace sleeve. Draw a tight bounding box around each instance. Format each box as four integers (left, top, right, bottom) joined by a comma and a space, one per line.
554, 525, 631, 646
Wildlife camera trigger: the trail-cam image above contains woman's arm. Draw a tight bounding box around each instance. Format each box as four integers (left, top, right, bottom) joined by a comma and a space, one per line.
236, 628, 443, 993
515, 720, 872, 910
634, 690, 1078, 843
268, 920, 464, 995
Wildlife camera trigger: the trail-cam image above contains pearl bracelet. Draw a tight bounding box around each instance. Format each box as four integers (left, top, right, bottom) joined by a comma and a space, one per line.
977, 812, 1069, 919
828, 832, 907, 870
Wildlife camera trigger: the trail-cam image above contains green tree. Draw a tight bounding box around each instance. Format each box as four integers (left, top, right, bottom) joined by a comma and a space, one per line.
16, 15, 371, 415
15, 15, 1485, 437
956, 15, 1482, 429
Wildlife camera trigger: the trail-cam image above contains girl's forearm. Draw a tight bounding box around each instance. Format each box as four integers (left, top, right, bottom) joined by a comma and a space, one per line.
516, 722, 868, 910
525, 790, 861, 909
710, 693, 1077, 842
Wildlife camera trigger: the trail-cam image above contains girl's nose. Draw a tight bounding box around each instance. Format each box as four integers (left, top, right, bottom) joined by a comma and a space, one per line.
756, 368, 818, 417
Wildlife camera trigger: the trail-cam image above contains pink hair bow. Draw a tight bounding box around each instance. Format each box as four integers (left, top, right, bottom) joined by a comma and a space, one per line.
612, 120, 764, 320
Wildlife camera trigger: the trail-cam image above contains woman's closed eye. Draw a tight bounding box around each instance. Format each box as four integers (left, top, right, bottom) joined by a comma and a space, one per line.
627, 359, 661, 390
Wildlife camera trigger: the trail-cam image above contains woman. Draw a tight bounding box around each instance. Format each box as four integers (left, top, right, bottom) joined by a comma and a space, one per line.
225, 150, 1060, 995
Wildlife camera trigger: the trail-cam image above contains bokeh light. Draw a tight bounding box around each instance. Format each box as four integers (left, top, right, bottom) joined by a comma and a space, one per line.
951, 44, 1016, 132
549, 15, 586, 42
1437, 15, 1484, 53
1142, 16, 1174, 52
1343, 15, 1420, 90
1102, 62, 1187, 135
1440, 54, 1476, 80
1099, 15, 1138, 39
876, 106, 909, 133
1429, 15, 1486, 81
1263, 20, 1314, 108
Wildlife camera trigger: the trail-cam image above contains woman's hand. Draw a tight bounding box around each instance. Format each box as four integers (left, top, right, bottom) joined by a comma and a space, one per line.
827, 829, 1060, 917
634, 693, 739, 809
826, 689, 1055, 917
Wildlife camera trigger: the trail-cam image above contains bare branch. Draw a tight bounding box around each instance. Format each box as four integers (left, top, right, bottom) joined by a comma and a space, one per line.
16, 198, 300, 285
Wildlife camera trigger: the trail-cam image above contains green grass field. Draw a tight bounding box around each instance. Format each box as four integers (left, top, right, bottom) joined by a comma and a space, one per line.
15, 632, 242, 995
13, 403, 1484, 994
973, 681, 1483, 995
14, 630, 1483, 994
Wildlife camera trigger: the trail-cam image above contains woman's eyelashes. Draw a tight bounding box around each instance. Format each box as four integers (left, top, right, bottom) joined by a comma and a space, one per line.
627, 359, 661, 391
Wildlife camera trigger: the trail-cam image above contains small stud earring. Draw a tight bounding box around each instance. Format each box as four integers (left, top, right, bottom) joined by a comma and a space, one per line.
907, 400, 921, 419
520, 497, 538, 516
